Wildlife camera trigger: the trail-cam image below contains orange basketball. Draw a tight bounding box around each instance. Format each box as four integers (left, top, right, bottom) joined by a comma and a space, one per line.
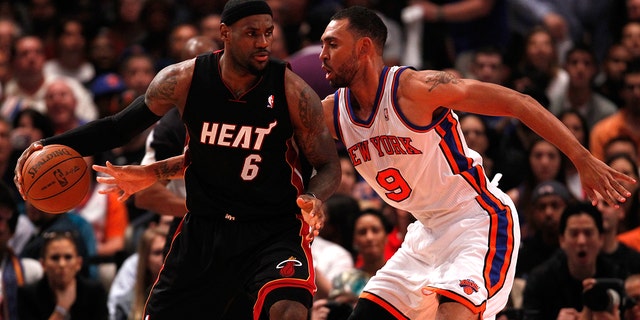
22, 144, 91, 214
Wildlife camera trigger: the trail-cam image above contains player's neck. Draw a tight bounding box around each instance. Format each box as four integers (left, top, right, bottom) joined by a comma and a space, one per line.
219, 53, 262, 98
348, 60, 385, 118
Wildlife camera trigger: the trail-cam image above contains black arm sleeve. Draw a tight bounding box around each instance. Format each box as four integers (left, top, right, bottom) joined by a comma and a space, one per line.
42, 95, 163, 156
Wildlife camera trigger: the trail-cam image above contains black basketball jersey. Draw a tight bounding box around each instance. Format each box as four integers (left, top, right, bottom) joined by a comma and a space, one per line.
182, 51, 304, 219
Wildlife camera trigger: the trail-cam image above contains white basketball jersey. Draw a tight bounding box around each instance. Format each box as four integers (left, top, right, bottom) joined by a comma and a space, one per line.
334, 66, 510, 224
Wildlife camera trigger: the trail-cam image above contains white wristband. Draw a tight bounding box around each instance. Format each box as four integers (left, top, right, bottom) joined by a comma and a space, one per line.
55, 305, 69, 318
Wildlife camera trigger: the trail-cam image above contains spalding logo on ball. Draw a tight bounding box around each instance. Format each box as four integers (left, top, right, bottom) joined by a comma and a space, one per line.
22, 144, 91, 214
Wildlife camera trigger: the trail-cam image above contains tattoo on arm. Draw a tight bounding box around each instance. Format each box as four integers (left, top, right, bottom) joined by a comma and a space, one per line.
298, 86, 317, 129
296, 86, 326, 163
424, 71, 460, 92
147, 69, 179, 101
153, 161, 182, 180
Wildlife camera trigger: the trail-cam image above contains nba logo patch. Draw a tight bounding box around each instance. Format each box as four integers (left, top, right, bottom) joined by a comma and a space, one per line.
267, 95, 274, 108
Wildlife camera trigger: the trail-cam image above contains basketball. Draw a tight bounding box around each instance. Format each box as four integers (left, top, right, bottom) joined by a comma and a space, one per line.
22, 144, 91, 214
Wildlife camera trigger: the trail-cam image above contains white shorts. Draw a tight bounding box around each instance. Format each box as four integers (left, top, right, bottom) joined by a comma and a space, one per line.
361, 202, 520, 319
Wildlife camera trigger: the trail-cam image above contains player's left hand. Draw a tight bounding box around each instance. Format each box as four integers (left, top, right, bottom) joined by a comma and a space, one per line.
576, 155, 636, 207
297, 194, 324, 241
93, 161, 158, 202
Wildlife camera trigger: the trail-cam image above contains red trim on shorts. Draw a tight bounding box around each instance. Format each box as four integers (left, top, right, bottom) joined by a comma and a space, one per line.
253, 215, 316, 319
426, 286, 487, 316
360, 292, 410, 319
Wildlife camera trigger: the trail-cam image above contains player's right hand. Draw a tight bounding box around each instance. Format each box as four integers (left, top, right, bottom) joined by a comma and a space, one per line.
13, 140, 44, 199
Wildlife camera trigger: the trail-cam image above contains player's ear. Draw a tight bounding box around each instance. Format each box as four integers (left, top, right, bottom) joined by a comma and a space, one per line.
220, 24, 230, 41
357, 37, 373, 58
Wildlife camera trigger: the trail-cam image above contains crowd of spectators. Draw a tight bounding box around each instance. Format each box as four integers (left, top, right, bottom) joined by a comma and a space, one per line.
0, 0, 639, 319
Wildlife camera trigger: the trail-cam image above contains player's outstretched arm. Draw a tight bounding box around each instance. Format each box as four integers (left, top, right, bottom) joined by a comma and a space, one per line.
402, 70, 637, 207
93, 155, 186, 202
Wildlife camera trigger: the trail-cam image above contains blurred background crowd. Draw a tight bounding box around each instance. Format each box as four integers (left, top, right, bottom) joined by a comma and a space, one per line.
0, 0, 639, 319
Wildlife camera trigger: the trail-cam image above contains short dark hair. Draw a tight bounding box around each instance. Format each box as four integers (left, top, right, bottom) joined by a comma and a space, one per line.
354, 207, 393, 235
559, 202, 604, 235
564, 42, 596, 66
331, 6, 387, 54
604, 135, 638, 157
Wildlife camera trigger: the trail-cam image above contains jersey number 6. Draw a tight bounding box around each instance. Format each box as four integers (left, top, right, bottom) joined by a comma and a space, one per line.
241, 154, 261, 180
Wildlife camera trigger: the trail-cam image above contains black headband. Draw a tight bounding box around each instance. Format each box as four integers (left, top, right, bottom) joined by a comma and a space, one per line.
221, 0, 273, 26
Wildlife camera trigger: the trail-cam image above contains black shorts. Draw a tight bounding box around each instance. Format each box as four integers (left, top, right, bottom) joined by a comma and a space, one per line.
144, 212, 315, 320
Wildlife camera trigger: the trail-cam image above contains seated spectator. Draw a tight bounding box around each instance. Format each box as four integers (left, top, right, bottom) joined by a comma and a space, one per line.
465, 46, 513, 134
107, 215, 173, 320
1, 36, 98, 123
604, 135, 639, 164
558, 110, 589, 200
590, 59, 640, 161
595, 42, 631, 108
0, 117, 20, 208
606, 153, 640, 234
624, 274, 640, 320
549, 43, 617, 129
120, 225, 167, 320
516, 180, 573, 279
17, 230, 108, 319
320, 194, 361, 259
43, 77, 88, 135
334, 151, 358, 199
20, 201, 97, 279
507, 138, 565, 235
459, 113, 497, 179
522, 202, 627, 319
10, 109, 54, 154
508, 26, 568, 109
621, 22, 640, 61
43, 17, 95, 85
352, 208, 393, 277
596, 193, 640, 278
0, 181, 42, 319
90, 73, 128, 119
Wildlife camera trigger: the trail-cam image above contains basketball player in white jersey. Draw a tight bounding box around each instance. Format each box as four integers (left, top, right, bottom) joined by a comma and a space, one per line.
319, 6, 636, 320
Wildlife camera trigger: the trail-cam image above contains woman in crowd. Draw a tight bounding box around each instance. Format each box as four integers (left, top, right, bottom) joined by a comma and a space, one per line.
18, 230, 108, 319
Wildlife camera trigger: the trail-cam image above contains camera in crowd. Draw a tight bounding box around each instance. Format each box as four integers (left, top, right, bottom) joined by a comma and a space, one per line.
583, 278, 632, 313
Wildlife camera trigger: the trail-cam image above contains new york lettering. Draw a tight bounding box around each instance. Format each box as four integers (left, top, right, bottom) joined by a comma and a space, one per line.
347, 135, 422, 166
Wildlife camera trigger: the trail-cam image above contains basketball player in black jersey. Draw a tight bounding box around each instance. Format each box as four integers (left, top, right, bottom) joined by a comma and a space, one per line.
13, 1, 340, 319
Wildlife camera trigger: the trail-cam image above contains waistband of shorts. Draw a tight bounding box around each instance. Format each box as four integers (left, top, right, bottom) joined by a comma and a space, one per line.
187, 210, 301, 223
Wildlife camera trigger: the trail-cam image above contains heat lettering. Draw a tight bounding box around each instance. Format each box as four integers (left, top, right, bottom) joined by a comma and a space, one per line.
200, 120, 278, 150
